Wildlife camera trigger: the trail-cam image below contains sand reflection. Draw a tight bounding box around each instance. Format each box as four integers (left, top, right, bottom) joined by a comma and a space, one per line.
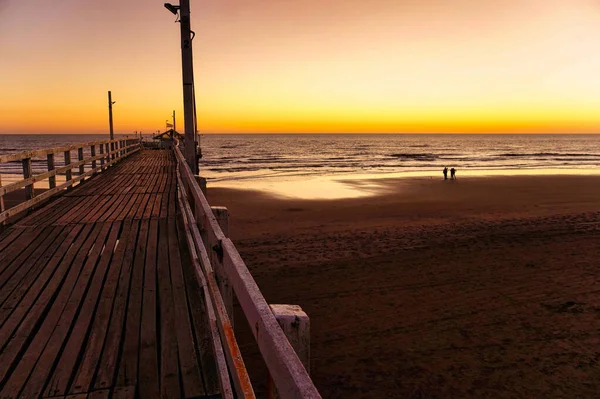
207, 167, 600, 200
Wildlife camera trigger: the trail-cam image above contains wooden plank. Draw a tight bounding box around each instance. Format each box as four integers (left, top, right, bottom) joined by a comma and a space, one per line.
112, 386, 135, 399
167, 214, 205, 398
93, 220, 140, 390
87, 389, 109, 399
0, 225, 84, 329
56, 195, 100, 225
48, 153, 56, 189
22, 157, 34, 200
0, 225, 73, 326
0, 173, 5, 216
116, 218, 149, 388
16, 196, 70, 227
0, 223, 101, 396
0, 225, 63, 306
14, 223, 113, 399
99, 194, 128, 223
64, 150, 72, 185
178, 215, 221, 396
91, 145, 97, 170
78, 147, 85, 176
110, 193, 139, 222
99, 142, 105, 169
137, 218, 160, 398
68, 221, 129, 394
177, 182, 243, 399
83, 195, 121, 224
150, 193, 162, 219
0, 226, 26, 253
133, 193, 151, 220
157, 218, 181, 398
0, 227, 44, 273
43, 222, 121, 397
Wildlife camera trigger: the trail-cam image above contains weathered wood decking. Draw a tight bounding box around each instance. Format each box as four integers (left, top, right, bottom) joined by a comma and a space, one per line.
0, 150, 219, 398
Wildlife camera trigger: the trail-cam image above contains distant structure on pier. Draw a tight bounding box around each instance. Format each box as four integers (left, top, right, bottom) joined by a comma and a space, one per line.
152, 128, 184, 149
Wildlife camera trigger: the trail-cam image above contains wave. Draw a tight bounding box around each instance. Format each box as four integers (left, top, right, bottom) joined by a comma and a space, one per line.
389, 153, 438, 160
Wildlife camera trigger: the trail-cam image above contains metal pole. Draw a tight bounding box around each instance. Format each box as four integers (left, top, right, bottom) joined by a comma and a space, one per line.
179, 0, 198, 174
173, 110, 176, 133
108, 91, 115, 140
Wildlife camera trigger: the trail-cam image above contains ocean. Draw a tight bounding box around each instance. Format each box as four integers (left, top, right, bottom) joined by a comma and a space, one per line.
2, 134, 600, 194
199, 134, 600, 183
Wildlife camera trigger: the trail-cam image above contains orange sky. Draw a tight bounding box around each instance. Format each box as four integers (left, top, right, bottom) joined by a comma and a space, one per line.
1, 0, 600, 134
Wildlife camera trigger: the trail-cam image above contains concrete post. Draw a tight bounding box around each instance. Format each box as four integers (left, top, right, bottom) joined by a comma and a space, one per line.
267, 304, 311, 399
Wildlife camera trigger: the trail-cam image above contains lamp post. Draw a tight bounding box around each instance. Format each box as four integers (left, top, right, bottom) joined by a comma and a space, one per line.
108, 91, 115, 140
164, 1, 198, 174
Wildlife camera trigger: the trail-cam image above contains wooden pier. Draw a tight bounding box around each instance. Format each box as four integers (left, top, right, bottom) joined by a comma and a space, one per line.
0, 141, 320, 398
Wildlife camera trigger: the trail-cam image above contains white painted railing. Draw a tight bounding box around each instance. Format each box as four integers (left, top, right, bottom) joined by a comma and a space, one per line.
174, 146, 321, 399
0, 137, 140, 224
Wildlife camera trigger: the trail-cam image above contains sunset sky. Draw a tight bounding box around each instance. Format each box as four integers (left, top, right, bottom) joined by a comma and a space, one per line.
1, 0, 600, 134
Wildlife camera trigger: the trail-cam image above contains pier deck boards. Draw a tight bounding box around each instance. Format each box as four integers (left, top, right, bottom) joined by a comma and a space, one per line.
0, 150, 219, 399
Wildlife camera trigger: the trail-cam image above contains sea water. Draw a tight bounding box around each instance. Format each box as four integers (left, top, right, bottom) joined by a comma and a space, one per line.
2, 134, 600, 197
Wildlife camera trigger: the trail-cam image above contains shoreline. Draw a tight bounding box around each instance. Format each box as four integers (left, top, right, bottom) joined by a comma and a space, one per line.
205, 168, 600, 199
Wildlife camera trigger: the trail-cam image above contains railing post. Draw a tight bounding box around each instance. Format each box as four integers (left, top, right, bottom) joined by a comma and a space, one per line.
91, 145, 97, 171
110, 141, 115, 160
47, 153, 56, 189
78, 147, 84, 176
105, 143, 110, 164
99, 143, 105, 169
64, 150, 72, 187
195, 175, 207, 196
0, 173, 5, 221
267, 304, 311, 399
211, 206, 233, 323
22, 157, 34, 200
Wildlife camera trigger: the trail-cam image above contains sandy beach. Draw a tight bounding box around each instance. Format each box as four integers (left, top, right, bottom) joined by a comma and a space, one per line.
208, 174, 600, 398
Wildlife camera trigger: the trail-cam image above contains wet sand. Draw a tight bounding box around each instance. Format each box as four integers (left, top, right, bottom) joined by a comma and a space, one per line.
208, 175, 600, 398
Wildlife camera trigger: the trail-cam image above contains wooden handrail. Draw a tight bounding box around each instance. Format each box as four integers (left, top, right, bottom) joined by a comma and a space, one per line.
0, 137, 140, 224
174, 146, 321, 399
0, 137, 134, 163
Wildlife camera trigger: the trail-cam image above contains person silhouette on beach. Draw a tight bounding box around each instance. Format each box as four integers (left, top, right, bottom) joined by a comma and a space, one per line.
443, 167, 448, 180
450, 167, 456, 180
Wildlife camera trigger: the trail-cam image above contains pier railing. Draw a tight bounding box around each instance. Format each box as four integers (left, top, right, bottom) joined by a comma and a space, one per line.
175, 146, 321, 398
0, 137, 140, 224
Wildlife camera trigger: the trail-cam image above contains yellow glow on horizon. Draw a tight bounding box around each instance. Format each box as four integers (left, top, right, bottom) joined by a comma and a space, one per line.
1, 0, 600, 134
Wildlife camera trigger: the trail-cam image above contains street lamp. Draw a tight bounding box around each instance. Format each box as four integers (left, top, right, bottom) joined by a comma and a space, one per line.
163, 1, 198, 174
